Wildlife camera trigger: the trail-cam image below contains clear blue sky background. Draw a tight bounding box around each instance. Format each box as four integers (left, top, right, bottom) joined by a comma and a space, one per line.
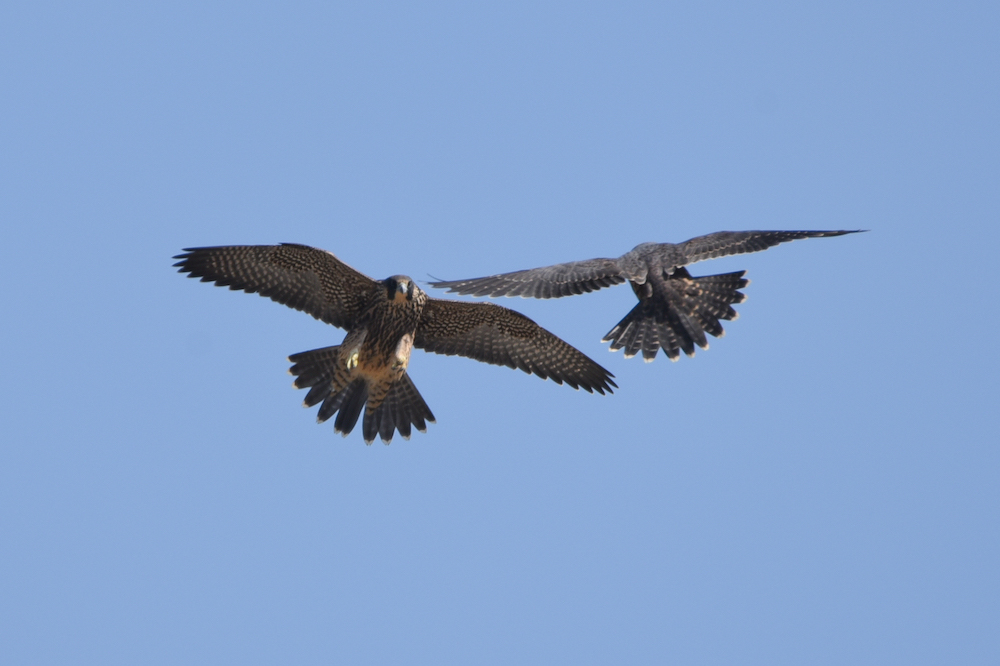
2, 2, 997, 664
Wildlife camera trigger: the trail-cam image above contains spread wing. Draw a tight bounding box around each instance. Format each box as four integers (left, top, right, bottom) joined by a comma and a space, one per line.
428, 258, 626, 299
414, 299, 616, 394
173, 243, 377, 330
673, 230, 864, 266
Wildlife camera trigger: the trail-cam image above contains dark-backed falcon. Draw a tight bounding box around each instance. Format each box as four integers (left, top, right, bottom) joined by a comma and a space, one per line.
430, 230, 863, 362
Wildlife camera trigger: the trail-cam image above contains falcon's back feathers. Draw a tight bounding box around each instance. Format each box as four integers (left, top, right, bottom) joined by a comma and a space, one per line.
429, 229, 864, 362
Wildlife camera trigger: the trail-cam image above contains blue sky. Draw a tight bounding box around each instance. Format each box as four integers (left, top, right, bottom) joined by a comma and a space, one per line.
2, 1, 998, 663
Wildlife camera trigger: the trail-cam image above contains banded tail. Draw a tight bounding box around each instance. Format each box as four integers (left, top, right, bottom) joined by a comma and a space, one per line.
603, 269, 749, 361
288, 346, 435, 444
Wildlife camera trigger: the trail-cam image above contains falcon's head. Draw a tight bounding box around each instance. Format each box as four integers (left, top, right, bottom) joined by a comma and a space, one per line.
384, 275, 425, 304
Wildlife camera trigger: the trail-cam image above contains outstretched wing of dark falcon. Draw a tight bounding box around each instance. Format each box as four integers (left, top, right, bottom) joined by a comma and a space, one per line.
174, 243, 615, 444
429, 230, 864, 362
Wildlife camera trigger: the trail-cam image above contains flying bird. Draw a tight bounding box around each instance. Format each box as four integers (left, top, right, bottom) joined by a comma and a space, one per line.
430, 230, 863, 362
174, 243, 615, 444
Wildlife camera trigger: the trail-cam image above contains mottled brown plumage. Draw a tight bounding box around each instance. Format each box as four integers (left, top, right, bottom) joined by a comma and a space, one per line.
430, 230, 864, 362
174, 243, 615, 443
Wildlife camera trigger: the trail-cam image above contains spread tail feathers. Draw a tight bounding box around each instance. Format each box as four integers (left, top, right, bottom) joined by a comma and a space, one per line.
362, 373, 435, 443
288, 346, 435, 444
603, 269, 748, 361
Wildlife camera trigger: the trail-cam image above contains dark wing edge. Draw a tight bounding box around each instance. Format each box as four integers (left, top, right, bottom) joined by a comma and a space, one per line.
173, 243, 377, 329
675, 230, 866, 265
414, 299, 617, 394
427, 258, 627, 299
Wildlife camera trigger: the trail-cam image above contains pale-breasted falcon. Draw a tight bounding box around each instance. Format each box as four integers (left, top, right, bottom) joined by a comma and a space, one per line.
430, 230, 863, 362
174, 243, 616, 444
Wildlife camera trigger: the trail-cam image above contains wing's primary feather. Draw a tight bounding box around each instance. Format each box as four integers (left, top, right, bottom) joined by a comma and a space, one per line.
414, 299, 616, 394
673, 230, 863, 266
173, 243, 377, 330
428, 258, 626, 299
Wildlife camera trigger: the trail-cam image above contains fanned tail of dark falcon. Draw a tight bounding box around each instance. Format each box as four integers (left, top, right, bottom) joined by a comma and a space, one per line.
174, 243, 615, 444
429, 230, 864, 362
